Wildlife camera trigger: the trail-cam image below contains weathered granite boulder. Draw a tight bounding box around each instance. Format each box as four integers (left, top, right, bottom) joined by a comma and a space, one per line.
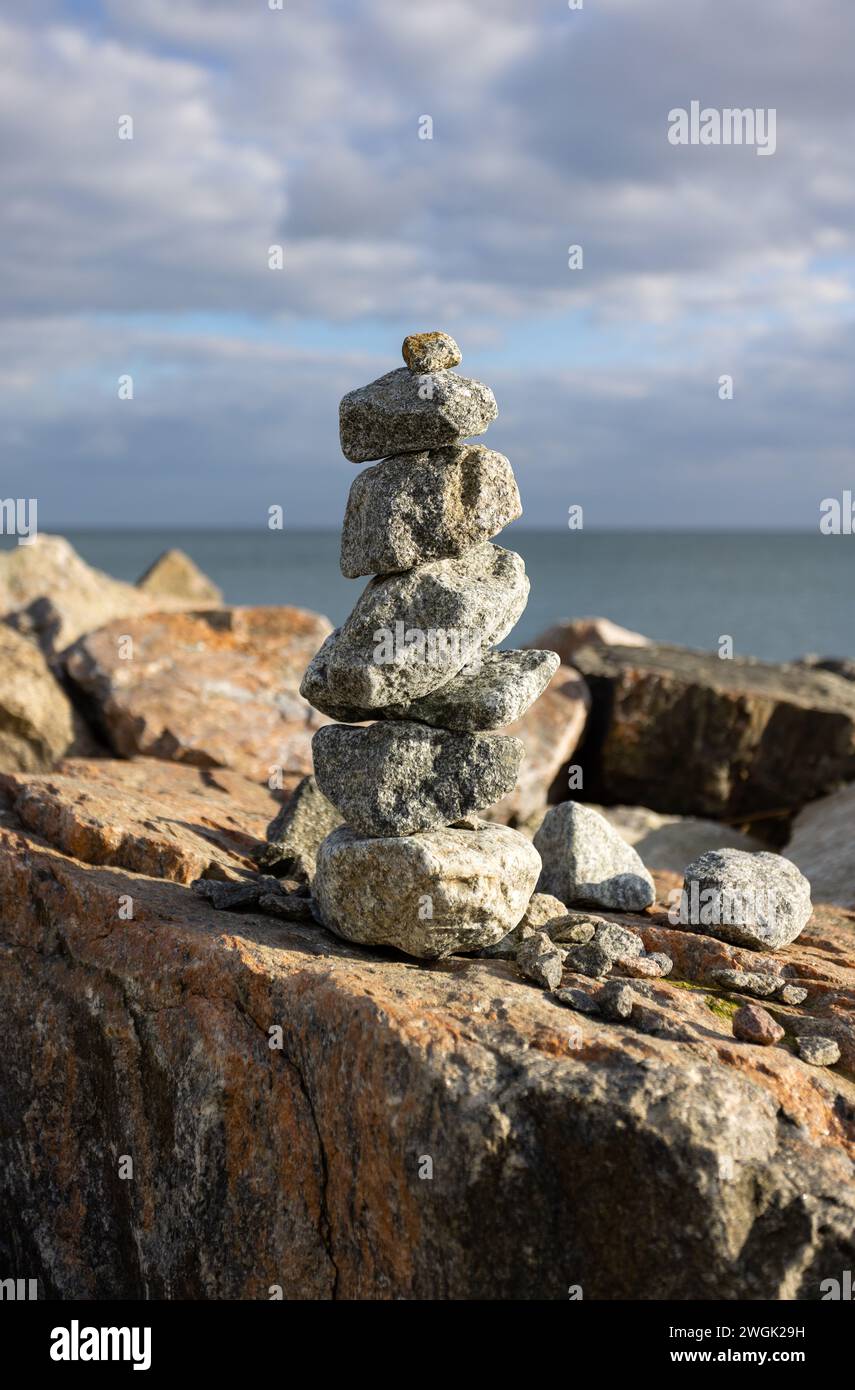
135, 548, 222, 605
312, 722, 524, 836
64, 606, 332, 781
0, 533, 153, 654
0, 625, 75, 771
570, 642, 855, 818
313, 820, 540, 958
1, 768, 853, 1299
534, 802, 655, 911
340, 446, 521, 578
339, 367, 497, 463
300, 545, 529, 712
785, 784, 855, 909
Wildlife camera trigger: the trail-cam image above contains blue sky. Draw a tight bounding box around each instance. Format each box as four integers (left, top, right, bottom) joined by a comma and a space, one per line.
1, 0, 854, 528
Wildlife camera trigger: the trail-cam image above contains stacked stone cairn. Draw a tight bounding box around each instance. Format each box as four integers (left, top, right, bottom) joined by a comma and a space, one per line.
301, 331, 559, 959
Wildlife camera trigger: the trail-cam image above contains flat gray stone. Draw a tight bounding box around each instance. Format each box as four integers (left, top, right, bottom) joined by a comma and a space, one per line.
402, 331, 461, 373
711, 968, 779, 998
339, 367, 498, 463
301, 647, 557, 733
313, 822, 541, 959
312, 721, 525, 837
553, 987, 600, 1015
300, 544, 529, 713
533, 802, 656, 911
681, 849, 812, 951
340, 445, 521, 577
562, 943, 613, 979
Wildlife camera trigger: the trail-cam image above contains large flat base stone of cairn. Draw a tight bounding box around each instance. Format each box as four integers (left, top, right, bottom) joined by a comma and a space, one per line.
534, 801, 656, 911
313, 821, 541, 958
300, 543, 529, 711
302, 648, 559, 730
340, 445, 521, 577
339, 367, 498, 463
312, 721, 525, 836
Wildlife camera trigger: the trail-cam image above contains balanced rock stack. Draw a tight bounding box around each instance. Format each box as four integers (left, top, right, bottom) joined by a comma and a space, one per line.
300, 332, 557, 958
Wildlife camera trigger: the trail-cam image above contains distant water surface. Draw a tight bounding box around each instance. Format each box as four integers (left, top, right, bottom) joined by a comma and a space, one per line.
4, 529, 853, 663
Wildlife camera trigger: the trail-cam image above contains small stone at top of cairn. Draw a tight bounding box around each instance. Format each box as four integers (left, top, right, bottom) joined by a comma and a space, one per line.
300, 334, 559, 959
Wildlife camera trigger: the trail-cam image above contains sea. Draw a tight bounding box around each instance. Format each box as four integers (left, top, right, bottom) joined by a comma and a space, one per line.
3, 529, 853, 663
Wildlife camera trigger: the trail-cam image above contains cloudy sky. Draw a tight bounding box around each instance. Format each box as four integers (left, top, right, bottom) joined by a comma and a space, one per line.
1, 0, 853, 528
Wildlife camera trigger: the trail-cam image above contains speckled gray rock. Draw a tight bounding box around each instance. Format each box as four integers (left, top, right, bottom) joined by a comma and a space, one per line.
300, 544, 529, 713
597, 980, 635, 1021
521, 892, 569, 931
777, 984, 808, 1005
534, 802, 656, 911
302, 647, 558, 731
553, 987, 600, 1015
402, 331, 461, 373
592, 921, 644, 962
517, 932, 565, 990
312, 821, 541, 959
253, 774, 343, 879
545, 911, 602, 944
340, 446, 521, 578
562, 942, 613, 979
681, 849, 812, 951
339, 367, 498, 464
711, 968, 780, 998
312, 721, 525, 837
797, 1036, 840, 1067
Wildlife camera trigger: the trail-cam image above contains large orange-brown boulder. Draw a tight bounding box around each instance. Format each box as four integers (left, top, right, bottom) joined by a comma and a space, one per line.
0, 764, 853, 1299
64, 607, 332, 782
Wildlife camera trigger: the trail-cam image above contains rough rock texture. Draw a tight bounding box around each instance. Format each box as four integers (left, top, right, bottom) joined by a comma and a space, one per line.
0, 770, 854, 1299
300, 544, 529, 712
485, 665, 589, 826
733, 1004, 786, 1047
517, 932, 564, 990
0, 625, 75, 771
339, 367, 498, 463
530, 616, 651, 665
312, 722, 524, 836
521, 892, 569, 932
711, 968, 779, 999
590, 804, 763, 873
302, 648, 559, 731
534, 801, 655, 911
785, 785, 855, 909
313, 821, 540, 958
682, 849, 812, 951
0, 758, 279, 884
571, 642, 855, 819
0, 533, 153, 654
64, 606, 332, 781
136, 548, 222, 605
340, 446, 521, 578
402, 331, 461, 373
797, 1037, 841, 1068
256, 774, 342, 879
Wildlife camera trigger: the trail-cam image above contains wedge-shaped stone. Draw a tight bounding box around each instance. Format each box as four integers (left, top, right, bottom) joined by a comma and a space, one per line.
302, 648, 559, 731
340, 446, 521, 577
313, 821, 541, 958
312, 722, 524, 836
534, 801, 655, 911
301, 544, 529, 712
339, 367, 497, 463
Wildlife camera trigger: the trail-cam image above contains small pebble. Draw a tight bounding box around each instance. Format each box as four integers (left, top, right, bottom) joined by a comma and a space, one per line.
712, 968, 779, 998
192, 879, 260, 912
553, 988, 600, 1016
593, 922, 643, 962
402, 330, 461, 374
614, 952, 671, 979
597, 980, 635, 1021
563, 943, 613, 979
521, 892, 569, 932
777, 984, 808, 1005
796, 1036, 840, 1068
732, 1003, 785, 1046
547, 914, 596, 945
517, 932, 565, 990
